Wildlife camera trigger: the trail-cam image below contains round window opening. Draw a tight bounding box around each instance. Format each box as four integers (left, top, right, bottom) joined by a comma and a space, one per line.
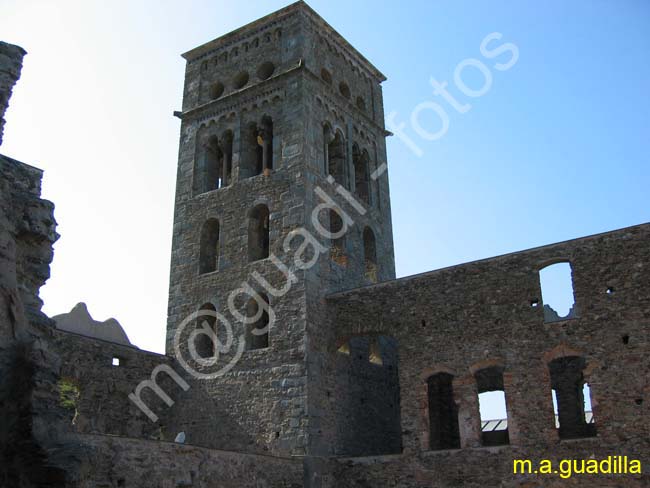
321, 68, 332, 85
233, 71, 249, 90
339, 82, 351, 99
210, 82, 225, 100
257, 62, 276, 80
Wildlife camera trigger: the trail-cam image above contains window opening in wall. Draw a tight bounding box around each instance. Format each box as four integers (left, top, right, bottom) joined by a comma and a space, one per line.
243, 118, 273, 178
475, 366, 509, 446
112, 357, 120, 366
352, 145, 370, 205
539, 262, 578, 322
427, 372, 460, 450
326, 129, 346, 187
257, 61, 275, 80
363, 227, 378, 283
199, 218, 220, 274
210, 81, 224, 100
329, 210, 346, 266
248, 204, 270, 262
195, 132, 232, 194
321, 68, 332, 85
194, 303, 217, 359
245, 294, 269, 350
233, 71, 249, 89
549, 356, 596, 439
339, 81, 351, 98
369, 339, 383, 365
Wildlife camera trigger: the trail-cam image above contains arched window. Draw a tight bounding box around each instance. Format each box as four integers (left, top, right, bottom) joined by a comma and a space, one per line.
363, 227, 378, 283
199, 219, 220, 274
248, 204, 270, 262
353, 145, 370, 205
205, 136, 223, 192
245, 293, 269, 350
548, 356, 596, 439
539, 262, 578, 322
427, 372, 460, 450
259, 116, 273, 172
327, 130, 346, 187
195, 303, 217, 359
195, 133, 232, 194
241, 117, 273, 178
220, 130, 233, 186
475, 366, 509, 446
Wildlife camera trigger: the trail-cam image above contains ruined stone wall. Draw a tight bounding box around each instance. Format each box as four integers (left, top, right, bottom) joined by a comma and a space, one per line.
51, 330, 179, 440
0, 151, 72, 484
0, 41, 26, 146
326, 223, 650, 486
330, 336, 401, 456
70, 433, 303, 488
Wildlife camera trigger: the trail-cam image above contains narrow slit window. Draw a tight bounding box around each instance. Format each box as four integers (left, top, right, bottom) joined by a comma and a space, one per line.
363, 227, 378, 282
194, 303, 217, 359
199, 218, 220, 274
245, 294, 269, 350
248, 205, 270, 262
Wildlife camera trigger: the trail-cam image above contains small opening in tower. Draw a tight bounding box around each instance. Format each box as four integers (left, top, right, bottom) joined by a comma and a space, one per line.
245, 294, 270, 350
233, 71, 249, 89
257, 61, 275, 80
321, 68, 332, 85
210, 82, 224, 100
248, 204, 270, 262
363, 226, 378, 283
339, 81, 351, 99
112, 357, 120, 367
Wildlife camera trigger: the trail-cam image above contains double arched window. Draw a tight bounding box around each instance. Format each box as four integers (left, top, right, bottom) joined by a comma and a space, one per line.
194, 130, 233, 194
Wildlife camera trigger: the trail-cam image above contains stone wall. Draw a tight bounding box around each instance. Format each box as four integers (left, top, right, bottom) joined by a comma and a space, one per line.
70, 433, 303, 488
325, 223, 650, 486
330, 336, 402, 456
52, 329, 178, 440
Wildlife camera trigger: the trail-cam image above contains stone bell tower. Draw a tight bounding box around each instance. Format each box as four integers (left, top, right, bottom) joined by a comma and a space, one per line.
166, 1, 395, 457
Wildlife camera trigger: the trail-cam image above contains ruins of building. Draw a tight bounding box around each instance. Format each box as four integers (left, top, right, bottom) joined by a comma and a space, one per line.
0, 2, 648, 487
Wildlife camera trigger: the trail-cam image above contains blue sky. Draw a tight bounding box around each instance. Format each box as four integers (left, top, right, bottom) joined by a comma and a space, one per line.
1, 0, 648, 354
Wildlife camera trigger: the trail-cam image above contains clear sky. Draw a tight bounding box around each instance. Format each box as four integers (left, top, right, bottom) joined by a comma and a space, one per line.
2, 0, 648, 355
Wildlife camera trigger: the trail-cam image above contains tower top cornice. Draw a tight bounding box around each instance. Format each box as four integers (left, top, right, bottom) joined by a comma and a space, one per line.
181, 1, 386, 83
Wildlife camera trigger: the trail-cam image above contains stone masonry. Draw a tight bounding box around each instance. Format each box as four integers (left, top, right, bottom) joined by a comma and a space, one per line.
0, 2, 648, 487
